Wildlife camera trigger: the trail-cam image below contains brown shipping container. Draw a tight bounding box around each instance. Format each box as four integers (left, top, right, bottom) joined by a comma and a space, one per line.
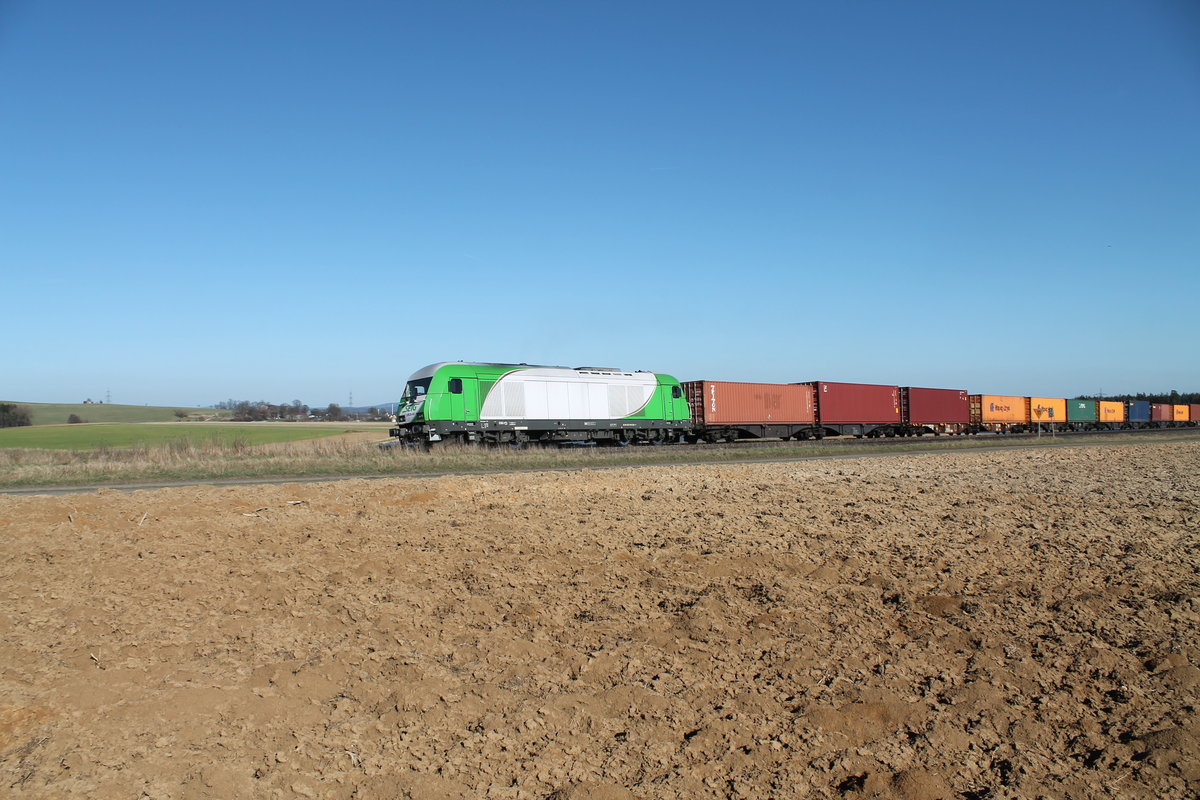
1098, 401, 1125, 423
1173, 404, 1189, 421
682, 381, 815, 425
810, 382, 900, 424
902, 387, 969, 424
1029, 397, 1067, 424
971, 395, 1028, 424
1191, 404, 1200, 422
1151, 403, 1173, 422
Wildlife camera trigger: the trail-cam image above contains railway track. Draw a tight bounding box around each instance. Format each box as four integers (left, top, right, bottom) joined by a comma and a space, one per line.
680, 425, 1196, 452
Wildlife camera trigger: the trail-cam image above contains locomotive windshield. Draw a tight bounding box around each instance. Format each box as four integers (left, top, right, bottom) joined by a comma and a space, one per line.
402, 378, 432, 402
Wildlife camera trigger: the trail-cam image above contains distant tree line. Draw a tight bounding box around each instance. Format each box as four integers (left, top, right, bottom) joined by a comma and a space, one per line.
211, 400, 391, 422
213, 399, 312, 421
1075, 390, 1199, 404
0, 403, 32, 428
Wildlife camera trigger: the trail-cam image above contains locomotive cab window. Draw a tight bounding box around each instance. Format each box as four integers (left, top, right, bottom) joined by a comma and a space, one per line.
403, 378, 432, 401
671, 386, 682, 399
448, 378, 463, 394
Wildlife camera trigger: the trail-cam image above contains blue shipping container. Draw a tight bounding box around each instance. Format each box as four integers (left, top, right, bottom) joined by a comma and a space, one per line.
1127, 400, 1151, 422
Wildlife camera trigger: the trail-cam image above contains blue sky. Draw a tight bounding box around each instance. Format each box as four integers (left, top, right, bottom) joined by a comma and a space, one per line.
2, 1, 1197, 407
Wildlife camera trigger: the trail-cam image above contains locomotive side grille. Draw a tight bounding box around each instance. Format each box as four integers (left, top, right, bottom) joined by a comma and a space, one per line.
608, 384, 645, 417
502, 382, 525, 417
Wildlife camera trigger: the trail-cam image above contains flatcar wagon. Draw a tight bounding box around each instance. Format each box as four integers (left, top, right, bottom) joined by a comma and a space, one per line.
1067, 400, 1097, 430
1097, 401, 1126, 429
901, 387, 969, 435
808, 381, 901, 438
1030, 397, 1067, 432
1127, 400, 1152, 428
969, 394, 1029, 433
681, 380, 817, 442
1151, 403, 1174, 426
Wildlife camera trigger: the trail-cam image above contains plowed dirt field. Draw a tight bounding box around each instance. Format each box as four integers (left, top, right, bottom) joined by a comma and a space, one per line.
2, 441, 1198, 799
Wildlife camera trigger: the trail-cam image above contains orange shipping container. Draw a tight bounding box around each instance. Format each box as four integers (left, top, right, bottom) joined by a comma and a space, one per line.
1173, 404, 1189, 421
1098, 401, 1125, 423
1029, 397, 1067, 423
681, 381, 815, 425
970, 395, 1028, 424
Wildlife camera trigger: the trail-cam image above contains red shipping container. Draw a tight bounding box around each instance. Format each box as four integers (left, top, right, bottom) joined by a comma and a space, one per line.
902, 387, 969, 425
682, 381, 814, 425
1191, 404, 1200, 422
1151, 403, 1173, 422
807, 381, 901, 424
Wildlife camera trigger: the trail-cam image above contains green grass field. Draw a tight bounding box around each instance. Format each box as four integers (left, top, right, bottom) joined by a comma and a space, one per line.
1, 401, 231, 427
0, 423, 353, 450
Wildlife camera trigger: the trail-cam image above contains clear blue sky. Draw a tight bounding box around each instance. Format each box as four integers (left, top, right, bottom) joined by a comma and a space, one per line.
2, 1, 1197, 407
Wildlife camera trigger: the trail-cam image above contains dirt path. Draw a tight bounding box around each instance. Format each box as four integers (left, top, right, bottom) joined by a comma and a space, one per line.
1, 442, 1197, 799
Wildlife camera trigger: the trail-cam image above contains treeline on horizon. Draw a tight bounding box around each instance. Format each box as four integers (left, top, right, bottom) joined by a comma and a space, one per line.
212, 400, 391, 422
1075, 391, 1199, 404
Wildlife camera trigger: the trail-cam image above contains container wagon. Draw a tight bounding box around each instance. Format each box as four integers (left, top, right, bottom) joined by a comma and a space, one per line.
1151, 403, 1174, 427
806, 381, 901, 437
681, 380, 817, 442
1097, 401, 1125, 429
1127, 400, 1151, 428
969, 394, 1029, 433
1067, 400, 1097, 430
1029, 397, 1067, 432
900, 387, 969, 435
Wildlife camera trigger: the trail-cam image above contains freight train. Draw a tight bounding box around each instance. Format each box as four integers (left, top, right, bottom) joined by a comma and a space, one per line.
388, 361, 1199, 447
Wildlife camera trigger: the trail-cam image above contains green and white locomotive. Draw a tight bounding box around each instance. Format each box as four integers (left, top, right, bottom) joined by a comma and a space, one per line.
389, 362, 691, 447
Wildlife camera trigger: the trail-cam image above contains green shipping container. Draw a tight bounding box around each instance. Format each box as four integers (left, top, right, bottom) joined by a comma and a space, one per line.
1067, 400, 1097, 422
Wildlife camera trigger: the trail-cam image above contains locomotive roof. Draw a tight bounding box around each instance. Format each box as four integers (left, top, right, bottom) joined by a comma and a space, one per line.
408, 362, 642, 380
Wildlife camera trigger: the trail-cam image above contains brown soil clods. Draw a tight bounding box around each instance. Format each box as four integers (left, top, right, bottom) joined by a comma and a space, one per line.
1, 442, 1197, 798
